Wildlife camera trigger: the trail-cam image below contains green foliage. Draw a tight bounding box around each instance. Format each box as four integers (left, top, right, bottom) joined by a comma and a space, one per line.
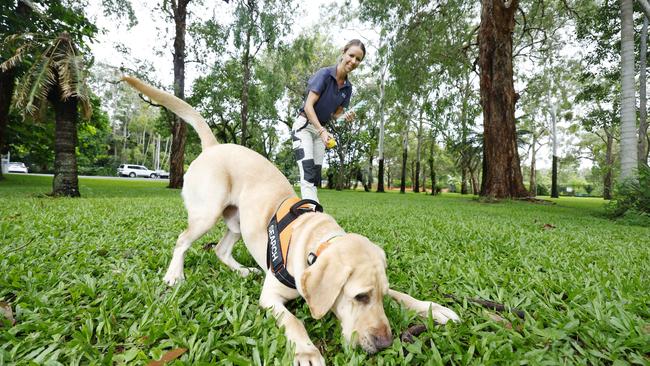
606, 165, 650, 225
2, 176, 649, 364
5, 108, 54, 171
76, 96, 113, 175
536, 182, 550, 196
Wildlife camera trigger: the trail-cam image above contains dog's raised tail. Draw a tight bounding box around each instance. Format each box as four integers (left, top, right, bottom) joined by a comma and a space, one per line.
121, 76, 218, 150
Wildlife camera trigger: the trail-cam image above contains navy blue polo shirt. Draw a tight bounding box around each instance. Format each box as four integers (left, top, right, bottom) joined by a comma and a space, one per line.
299, 66, 352, 125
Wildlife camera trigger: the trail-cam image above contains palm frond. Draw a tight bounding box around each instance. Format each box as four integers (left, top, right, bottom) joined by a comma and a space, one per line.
77, 81, 93, 120
2, 33, 35, 45
0, 34, 45, 71
13, 50, 56, 117
1, 45, 28, 71
52, 37, 90, 102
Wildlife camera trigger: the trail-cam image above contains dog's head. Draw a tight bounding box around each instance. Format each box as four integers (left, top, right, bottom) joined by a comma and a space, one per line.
300, 233, 393, 353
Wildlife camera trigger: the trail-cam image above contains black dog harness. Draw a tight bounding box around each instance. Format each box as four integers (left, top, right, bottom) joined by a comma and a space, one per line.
266, 197, 323, 289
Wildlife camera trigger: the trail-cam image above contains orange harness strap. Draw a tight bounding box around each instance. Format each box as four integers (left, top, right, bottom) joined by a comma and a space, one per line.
266, 197, 323, 289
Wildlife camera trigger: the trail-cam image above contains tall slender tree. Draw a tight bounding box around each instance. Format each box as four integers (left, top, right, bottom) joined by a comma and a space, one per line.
640, 16, 649, 167
164, 0, 191, 188
620, 0, 637, 179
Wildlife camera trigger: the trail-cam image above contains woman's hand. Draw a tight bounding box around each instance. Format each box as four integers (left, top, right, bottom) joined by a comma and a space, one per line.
318, 128, 331, 145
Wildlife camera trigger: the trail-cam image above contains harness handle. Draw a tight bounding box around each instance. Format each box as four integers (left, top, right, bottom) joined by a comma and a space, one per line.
290, 199, 323, 216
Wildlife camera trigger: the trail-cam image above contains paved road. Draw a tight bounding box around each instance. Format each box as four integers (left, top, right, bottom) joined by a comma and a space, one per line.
17, 173, 169, 182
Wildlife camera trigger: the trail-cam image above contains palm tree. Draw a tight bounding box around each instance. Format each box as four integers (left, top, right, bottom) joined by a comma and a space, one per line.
1, 32, 92, 196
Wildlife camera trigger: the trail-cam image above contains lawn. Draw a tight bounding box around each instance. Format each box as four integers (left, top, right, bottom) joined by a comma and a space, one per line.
1, 174, 649, 365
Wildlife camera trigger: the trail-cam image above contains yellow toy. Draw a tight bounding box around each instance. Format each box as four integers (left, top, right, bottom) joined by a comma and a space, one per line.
326, 138, 337, 149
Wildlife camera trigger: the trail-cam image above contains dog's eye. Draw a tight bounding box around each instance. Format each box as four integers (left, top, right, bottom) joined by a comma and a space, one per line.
354, 293, 370, 304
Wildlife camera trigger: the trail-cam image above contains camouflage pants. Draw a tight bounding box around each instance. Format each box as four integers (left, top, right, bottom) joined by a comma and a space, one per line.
291, 115, 325, 202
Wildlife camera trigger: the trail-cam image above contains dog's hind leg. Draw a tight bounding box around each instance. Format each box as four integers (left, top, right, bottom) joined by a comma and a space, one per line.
164, 212, 219, 286
214, 206, 262, 277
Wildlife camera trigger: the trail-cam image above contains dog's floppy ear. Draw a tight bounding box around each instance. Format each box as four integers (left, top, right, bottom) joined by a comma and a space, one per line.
300, 253, 352, 319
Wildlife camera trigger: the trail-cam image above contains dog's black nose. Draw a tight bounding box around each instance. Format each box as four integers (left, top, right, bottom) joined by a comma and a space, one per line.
371, 332, 393, 351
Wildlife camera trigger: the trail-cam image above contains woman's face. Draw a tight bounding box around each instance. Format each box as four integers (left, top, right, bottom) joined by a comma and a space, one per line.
340, 45, 364, 74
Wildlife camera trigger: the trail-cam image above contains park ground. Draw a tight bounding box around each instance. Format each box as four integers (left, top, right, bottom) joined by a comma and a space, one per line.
1, 174, 649, 365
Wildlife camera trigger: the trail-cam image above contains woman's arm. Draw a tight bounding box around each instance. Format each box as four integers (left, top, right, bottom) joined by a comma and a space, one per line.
304, 91, 331, 144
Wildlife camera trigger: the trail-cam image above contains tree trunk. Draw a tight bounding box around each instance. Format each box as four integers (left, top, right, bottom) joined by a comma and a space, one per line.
414, 111, 423, 193
49, 86, 80, 197
604, 131, 614, 200
478, 0, 528, 198
336, 152, 345, 191
410, 160, 414, 191
640, 16, 649, 168
461, 168, 468, 194
551, 156, 559, 198
400, 122, 409, 194
550, 105, 559, 198
620, 0, 637, 179
366, 154, 373, 192
241, 21, 252, 148
0, 67, 15, 181
470, 169, 479, 194
387, 169, 391, 190
529, 134, 537, 196
169, 0, 190, 189
422, 165, 426, 194
376, 48, 388, 193
528, 147, 537, 197
428, 129, 437, 195
377, 158, 385, 192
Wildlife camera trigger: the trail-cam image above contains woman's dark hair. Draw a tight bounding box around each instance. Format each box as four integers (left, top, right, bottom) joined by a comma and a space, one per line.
343, 39, 366, 60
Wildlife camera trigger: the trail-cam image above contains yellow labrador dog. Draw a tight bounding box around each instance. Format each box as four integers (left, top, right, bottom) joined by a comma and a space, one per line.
122, 76, 459, 365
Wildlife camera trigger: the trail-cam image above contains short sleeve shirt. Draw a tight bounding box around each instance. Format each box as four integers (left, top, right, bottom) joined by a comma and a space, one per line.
299, 66, 352, 126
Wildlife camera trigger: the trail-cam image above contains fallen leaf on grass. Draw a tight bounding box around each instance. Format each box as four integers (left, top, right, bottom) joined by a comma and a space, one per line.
0, 301, 16, 326
147, 348, 187, 366
643, 324, 650, 334
542, 223, 556, 230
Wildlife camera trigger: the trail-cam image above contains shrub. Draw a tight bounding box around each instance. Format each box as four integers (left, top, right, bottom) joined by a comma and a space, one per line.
606, 165, 650, 225
536, 183, 550, 196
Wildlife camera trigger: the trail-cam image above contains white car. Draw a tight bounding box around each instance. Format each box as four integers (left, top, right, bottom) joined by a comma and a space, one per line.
154, 170, 169, 178
8, 162, 28, 173
117, 164, 158, 178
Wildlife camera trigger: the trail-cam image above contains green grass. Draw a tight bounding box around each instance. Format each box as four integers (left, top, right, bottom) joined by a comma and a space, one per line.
1, 174, 649, 365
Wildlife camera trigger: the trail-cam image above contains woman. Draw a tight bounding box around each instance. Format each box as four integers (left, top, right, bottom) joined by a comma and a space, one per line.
291, 39, 366, 202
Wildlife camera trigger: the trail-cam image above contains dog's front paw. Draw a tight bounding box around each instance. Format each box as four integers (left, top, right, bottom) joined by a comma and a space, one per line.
293, 345, 325, 366
426, 303, 460, 324
163, 268, 185, 286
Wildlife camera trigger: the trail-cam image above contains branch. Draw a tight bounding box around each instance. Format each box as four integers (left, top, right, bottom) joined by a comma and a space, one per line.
138, 93, 162, 108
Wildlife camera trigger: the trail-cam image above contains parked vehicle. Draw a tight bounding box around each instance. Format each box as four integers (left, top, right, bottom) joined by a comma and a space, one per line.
8, 162, 28, 173
117, 164, 158, 178
154, 170, 169, 178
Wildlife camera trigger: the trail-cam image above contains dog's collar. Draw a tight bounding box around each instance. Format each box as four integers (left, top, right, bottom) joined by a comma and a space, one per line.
266, 197, 323, 289
307, 234, 344, 266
